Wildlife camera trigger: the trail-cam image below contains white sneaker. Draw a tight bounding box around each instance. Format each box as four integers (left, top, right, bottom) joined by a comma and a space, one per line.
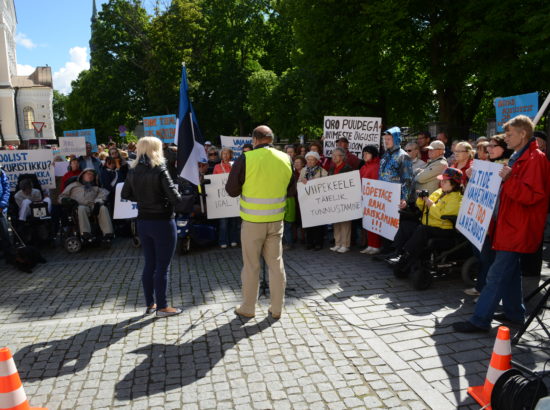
330, 245, 340, 252
474, 296, 479, 303
337, 247, 350, 253
366, 247, 381, 255
464, 287, 480, 296
230, 242, 238, 247
220, 244, 228, 249
360, 247, 373, 254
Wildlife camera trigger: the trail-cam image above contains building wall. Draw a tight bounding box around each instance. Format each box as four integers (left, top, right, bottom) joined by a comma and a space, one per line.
16, 87, 55, 140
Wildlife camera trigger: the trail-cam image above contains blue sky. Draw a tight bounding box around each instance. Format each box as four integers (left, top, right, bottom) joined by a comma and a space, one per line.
14, 0, 157, 94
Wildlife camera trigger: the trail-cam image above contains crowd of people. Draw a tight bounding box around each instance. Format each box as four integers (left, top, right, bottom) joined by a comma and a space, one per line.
0, 115, 548, 327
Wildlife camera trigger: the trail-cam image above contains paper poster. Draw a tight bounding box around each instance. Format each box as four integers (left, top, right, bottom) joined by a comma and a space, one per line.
220, 136, 253, 160
143, 115, 177, 143
456, 160, 503, 251
59, 137, 86, 157
494, 92, 538, 132
0, 150, 55, 190
113, 182, 138, 219
63, 129, 97, 152
204, 173, 240, 219
362, 178, 401, 240
323, 116, 382, 157
298, 170, 362, 228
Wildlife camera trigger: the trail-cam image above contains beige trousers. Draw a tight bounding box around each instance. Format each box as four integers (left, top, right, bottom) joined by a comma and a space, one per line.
333, 221, 351, 248
78, 205, 114, 235
239, 220, 286, 316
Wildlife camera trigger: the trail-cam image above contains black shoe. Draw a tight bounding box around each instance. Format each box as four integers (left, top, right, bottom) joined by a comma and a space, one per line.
314, 245, 322, 251
82, 232, 93, 243
493, 313, 524, 325
452, 321, 489, 333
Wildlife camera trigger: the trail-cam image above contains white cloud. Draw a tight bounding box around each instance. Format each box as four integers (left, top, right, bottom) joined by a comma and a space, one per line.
15, 32, 37, 49
17, 64, 35, 76
53, 47, 90, 94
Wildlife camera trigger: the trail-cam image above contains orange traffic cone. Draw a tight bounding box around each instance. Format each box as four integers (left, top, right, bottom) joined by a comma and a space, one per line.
0, 347, 47, 410
468, 326, 512, 409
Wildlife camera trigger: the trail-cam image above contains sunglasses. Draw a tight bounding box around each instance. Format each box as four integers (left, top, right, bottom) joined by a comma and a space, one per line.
208, 153, 217, 156
405, 149, 414, 153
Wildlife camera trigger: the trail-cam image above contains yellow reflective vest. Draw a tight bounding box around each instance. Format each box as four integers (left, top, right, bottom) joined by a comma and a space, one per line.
240, 147, 292, 222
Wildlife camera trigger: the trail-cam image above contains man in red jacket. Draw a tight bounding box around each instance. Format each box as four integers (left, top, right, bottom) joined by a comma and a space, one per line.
454, 115, 550, 332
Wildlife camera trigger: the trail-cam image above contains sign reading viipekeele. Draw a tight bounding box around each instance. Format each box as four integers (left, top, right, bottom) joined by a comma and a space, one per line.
323, 116, 382, 158
298, 171, 362, 228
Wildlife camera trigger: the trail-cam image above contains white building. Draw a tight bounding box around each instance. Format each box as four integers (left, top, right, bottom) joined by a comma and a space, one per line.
0, 0, 55, 146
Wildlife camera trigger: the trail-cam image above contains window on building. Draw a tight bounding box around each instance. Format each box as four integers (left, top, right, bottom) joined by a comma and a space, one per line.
23, 107, 35, 130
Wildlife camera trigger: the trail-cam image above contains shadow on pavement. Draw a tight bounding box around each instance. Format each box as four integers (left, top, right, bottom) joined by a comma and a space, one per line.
14, 316, 155, 381
115, 316, 274, 401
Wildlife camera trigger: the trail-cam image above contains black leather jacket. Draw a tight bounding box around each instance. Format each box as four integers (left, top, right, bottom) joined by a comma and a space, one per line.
121, 161, 182, 220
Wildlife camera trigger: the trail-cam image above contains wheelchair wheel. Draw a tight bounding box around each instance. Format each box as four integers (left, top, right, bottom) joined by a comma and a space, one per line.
64, 236, 82, 253
411, 266, 432, 290
179, 236, 191, 255
461, 256, 479, 287
393, 264, 409, 279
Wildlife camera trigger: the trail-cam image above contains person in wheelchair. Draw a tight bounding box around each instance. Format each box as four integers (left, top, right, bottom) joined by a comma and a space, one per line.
59, 168, 114, 243
14, 179, 52, 222
386, 167, 463, 272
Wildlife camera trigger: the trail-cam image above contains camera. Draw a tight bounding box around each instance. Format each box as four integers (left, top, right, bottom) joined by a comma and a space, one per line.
417, 189, 430, 199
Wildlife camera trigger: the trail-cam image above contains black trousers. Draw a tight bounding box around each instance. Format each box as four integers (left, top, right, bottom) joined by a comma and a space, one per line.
305, 225, 325, 247
403, 224, 456, 258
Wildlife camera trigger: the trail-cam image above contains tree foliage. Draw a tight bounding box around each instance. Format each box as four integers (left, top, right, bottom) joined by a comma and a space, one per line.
64, 0, 550, 143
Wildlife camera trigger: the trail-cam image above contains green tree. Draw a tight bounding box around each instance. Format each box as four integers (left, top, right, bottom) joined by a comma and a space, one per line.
52, 90, 68, 136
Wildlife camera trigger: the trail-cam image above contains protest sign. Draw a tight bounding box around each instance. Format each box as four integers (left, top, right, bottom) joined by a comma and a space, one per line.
59, 137, 86, 157
0, 150, 55, 190
361, 178, 401, 240
323, 116, 382, 157
494, 92, 538, 132
220, 136, 253, 160
113, 183, 138, 219
143, 115, 177, 143
298, 170, 362, 228
457, 160, 503, 251
63, 129, 97, 152
204, 173, 240, 219
54, 161, 68, 177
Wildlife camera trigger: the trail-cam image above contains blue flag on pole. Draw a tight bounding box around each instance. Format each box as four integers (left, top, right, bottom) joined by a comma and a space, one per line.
176, 64, 204, 186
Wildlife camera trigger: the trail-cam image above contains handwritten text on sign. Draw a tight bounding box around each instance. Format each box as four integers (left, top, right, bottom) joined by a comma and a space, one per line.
59, 137, 86, 157
204, 173, 240, 219
494, 92, 538, 132
63, 129, 97, 152
143, 114, 177, 143
113, 183, 138, 219
323, 116, 382, 158
0, 150, 55, 190
220, 136, 253, 160
361, 179, 401, 240
298, 171, 362, 228
456, 160, 503, 251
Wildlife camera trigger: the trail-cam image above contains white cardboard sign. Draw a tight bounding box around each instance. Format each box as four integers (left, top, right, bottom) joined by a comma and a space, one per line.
113, 182, 138, 219
204, 173, 240, 219
0, 150, 55, 190
361, 178, 401, 240
298, 170, 362, 228
457, 160, 503, 251
59, 137, 86, 157
323, 116, 382, 158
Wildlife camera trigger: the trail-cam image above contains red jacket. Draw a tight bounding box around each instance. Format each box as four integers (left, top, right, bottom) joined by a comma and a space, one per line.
359, 158, 380, 180
492, 140, 550, 253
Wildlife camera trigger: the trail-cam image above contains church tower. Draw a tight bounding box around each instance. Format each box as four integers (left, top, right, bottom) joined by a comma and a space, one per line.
89, 0, 97, 68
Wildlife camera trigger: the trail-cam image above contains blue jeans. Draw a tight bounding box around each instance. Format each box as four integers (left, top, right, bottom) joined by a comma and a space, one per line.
283, 221, 293, 245
470, 250, 525, 329
471, 235, 495, 292
137, 219, 177, 309
218, 217, 239, 246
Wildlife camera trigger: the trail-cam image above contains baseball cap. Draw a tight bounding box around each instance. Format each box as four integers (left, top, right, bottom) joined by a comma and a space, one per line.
427, 140, 445, 150
437, 167, 463, 184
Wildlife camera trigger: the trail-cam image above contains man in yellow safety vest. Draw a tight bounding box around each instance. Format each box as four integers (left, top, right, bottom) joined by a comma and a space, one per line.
226, 125, 294, 319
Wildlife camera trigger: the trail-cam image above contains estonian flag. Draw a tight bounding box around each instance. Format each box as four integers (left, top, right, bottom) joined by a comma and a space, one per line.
175, 63, 204, 186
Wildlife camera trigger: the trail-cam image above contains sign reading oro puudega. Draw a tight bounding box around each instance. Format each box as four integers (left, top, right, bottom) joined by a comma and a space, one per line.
298, 171, 363, 228
204, 173, 240, 219
361, 178, 401, 241
323, 116, 382, 158
456, 160, 503, 251
113, 182, 138, 219
0, 150, 55, 191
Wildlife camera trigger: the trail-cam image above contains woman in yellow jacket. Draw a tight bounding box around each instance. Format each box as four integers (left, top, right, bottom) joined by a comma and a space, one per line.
387, 167, 463, 270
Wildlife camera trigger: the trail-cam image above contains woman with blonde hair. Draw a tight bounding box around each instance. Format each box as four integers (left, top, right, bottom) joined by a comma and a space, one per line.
451, 141, 474, 185
121, 136, 183, 317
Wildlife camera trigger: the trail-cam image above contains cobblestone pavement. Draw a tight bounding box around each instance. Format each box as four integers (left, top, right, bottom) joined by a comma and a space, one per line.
0, 239, 548, 409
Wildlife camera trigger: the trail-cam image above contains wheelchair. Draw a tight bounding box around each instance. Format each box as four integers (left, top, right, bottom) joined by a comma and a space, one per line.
8, 174, 53, 247
59, 199, 112, 253
392, 215, 478, 290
